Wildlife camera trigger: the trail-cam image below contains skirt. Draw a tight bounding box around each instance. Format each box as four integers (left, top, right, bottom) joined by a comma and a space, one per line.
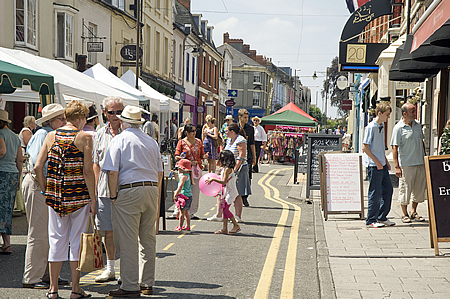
235, 164, 251, 197
0, 171, 19, 235
203, 137, 218, 160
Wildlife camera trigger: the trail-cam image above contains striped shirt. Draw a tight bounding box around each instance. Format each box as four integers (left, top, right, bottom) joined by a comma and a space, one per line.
45, 129, 90, 216
225, 135, 247, 167
93, 124, 121, 197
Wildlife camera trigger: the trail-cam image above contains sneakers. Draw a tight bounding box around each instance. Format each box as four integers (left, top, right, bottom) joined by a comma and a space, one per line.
207, 214, 223, 222
379, 219, 396, 226
234, 215, 242, 223
366, 222, 385, 228
95, 270, 115, 283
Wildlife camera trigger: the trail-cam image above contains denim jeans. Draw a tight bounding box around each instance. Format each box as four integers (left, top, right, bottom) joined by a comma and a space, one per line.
366, 165, 393, 225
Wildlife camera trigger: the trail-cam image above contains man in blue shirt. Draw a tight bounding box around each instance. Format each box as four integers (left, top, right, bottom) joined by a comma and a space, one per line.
22, 104, 68, 289
391, 102, 427, 223
362, 102, 395, 228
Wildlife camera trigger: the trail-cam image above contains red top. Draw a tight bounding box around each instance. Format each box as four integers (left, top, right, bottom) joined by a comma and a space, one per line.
175, 138, 205, 169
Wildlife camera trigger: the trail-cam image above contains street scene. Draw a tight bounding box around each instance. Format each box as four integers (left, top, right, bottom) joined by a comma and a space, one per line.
2, 0, 450, 299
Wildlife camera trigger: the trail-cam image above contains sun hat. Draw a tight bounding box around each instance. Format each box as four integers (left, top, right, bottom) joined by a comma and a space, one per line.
252, 116, 261, 122
35, 103, 65, 125
0, 109, 11, 123
176, 159, 192, 171
118, 105, 144, 124
87, 106, 99, 121
225, 115, 233, 120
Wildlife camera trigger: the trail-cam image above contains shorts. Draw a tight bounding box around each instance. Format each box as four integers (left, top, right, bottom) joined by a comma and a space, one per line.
181, 196, 192, 211
398, 165, 427, 205
95, 196, 113, 231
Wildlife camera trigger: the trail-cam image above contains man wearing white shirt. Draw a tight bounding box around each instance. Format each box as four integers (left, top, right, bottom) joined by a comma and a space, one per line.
252, 116, 267, 173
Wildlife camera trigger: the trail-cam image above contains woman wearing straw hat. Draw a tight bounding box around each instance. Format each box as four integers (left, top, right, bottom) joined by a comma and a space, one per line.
0, 109, 22, 255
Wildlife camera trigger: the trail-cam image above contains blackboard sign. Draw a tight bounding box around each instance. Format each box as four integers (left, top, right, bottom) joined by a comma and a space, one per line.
306, 134, 342, 198
424, 155, 450, 256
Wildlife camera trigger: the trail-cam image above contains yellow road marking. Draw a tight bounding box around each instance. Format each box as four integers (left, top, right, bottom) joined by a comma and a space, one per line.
163, 243, 174, 250
254, 169, 290, 299
177, 224, 196, 238
204, 212, 210, 216
265, 170, 302, 299
210, 207, 216, 211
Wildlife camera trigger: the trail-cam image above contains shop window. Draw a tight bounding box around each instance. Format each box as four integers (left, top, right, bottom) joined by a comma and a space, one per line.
56, 12, 73, 59
15, 0, 37, 48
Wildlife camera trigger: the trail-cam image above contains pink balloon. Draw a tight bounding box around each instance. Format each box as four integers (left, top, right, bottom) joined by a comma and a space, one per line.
199, 173, 222, 196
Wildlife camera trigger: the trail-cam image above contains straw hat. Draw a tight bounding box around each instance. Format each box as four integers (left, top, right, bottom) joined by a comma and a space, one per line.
86, 106, 99, 121
118, 105, 144, 124
176, 159, 192, 171
0, 109, 11, 123
36, 104, 65, 125
252, 116, 261, 122
225, 115, 233, 120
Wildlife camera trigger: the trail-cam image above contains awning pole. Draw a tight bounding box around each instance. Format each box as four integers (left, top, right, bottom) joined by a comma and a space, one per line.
135, 0, 140, 90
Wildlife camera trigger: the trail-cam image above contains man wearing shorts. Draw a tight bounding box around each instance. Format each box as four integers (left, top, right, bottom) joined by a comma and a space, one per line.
391, 102, 427, 223
92, 96, 123, 282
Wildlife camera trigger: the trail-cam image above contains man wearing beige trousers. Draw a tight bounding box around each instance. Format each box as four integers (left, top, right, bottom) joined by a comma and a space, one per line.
103, 106, 163, 297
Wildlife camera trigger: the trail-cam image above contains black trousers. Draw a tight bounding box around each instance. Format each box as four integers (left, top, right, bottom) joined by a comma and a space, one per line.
253, 141, 263, 173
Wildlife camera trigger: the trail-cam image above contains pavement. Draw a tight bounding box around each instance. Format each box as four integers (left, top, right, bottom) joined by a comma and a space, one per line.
292, 171, 450, 299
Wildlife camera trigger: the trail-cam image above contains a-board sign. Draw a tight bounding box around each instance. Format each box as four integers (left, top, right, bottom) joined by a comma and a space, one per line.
424, 155, 450, 256
306, 134, 342, 198
161, 153, 172, 178
321, 153, 364, 220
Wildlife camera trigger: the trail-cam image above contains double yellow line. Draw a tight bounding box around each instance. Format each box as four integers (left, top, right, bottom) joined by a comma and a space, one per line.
254, 168, 302, 299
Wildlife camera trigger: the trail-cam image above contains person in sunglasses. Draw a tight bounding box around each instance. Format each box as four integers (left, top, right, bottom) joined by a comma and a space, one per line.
362, 102, 394, 228
92, 96, 123, 283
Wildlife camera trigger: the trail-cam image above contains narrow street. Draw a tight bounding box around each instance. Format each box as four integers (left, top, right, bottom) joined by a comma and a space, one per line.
0, 164, 323, 299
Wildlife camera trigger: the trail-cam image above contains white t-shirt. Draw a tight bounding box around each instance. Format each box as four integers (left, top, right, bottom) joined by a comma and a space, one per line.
221, 168, 237, 205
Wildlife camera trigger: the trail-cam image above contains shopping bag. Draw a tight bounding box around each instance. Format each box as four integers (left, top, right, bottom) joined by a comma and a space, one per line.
77, 213, 104, 272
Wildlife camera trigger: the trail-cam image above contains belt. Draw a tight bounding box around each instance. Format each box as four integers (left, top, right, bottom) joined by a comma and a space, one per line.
119, 181, 158, 190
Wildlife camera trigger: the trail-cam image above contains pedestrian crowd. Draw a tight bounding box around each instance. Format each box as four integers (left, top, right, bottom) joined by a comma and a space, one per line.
0, 98, 270, 298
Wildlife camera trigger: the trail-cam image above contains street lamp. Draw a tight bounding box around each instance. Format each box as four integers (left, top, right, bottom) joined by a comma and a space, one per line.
184, 44, 199, 58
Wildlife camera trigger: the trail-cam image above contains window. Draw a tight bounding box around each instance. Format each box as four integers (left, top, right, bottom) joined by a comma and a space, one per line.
87, 23, 97, 65
172, 40, 176, 75
192, 57, 195, 84
146, 26, 151, 67
202, 56, 206, 84
214, 63, 217, 89
164, 37, 169, 74
209, 59, 212, 86
165, 0, 169, 17
156, 0, 161, 10
253, 92, 261, 107
15, 0, 37, 47
155, 31, 160, 71
178, 44, 182, 78
186, 53, 190, 82
112, 0, 125, 10
56, 12, 73, 59
254, 72, 261, 83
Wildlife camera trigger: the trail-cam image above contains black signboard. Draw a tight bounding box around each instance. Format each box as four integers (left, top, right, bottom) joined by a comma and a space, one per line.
424, 155, 450, 255
120, 45, 143, 61
306, 134, 342, 198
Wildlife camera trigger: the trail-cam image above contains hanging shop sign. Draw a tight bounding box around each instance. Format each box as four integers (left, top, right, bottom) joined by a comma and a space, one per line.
338, 0, 391, 72
225, 99, 235, 107
120, 45, 143, 61
87, 42, 103, 52
342, 100, 353, 110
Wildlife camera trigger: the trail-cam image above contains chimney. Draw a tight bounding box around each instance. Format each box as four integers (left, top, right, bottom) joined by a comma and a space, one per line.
178, 0, 190, 11
223, 32, 229, 44
249, 50, 257, 61
243, 44, 250, 55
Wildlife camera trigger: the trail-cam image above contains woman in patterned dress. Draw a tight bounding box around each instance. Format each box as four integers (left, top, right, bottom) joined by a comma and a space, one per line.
202, 115, 219, 173
35, 100, 96, 299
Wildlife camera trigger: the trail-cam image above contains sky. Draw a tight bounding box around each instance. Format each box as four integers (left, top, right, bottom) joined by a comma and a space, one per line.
190, 0, 351, 119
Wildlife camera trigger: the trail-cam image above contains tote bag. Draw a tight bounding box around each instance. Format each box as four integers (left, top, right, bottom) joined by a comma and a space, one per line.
77, 213, 104, 272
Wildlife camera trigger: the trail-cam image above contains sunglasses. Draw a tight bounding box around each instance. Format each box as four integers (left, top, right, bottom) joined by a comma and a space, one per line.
107, 110, 122, 115
55, 117, 66, 122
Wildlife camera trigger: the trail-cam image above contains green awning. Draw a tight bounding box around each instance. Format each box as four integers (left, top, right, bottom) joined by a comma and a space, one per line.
260, 110, 317, 127
0, 60, 55, 95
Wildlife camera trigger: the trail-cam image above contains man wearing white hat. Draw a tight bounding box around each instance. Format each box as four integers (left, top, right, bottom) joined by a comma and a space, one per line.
102, 105, 163, 297
22, 103, 69, 289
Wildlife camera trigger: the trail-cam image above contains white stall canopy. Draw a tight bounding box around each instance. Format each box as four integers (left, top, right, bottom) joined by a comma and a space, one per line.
0, 47, 140, 107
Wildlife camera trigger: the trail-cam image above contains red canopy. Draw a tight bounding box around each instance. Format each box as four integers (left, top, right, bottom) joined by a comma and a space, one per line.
273, 102, 317, 122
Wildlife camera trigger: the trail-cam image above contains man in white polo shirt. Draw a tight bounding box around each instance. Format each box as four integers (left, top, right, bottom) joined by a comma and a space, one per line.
391, 102, 427, 223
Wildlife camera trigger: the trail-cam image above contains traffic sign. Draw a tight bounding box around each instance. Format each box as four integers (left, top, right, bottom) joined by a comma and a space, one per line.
226, 107, 233, 115
225, 99, 235, 107
228, 90, 238, 97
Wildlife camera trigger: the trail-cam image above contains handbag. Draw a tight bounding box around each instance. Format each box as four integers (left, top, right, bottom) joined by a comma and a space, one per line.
77, 213, 104, 272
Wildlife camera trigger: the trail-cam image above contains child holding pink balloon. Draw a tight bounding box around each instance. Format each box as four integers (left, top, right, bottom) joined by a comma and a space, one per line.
205, 150, 241, 234
173, 159, 194, 231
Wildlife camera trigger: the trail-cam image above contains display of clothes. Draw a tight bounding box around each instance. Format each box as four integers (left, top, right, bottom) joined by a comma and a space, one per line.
267, 131, 303, 160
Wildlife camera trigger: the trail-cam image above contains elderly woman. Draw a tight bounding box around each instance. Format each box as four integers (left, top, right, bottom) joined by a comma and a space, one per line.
35, 100, 96, 299
202, 115, 219, 173
208, 123, 249, 223
168, 124, 208, 220
0, 109, 22, 255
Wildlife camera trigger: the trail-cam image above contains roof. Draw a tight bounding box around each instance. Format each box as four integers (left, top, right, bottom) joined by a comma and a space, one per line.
217, 44, 263, 68
273, 102, 317, 122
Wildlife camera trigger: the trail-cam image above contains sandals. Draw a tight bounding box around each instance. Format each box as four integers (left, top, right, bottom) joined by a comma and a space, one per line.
229, 227, 241, 234
0, 245, 11, 255
71, 290, 92, 298
215, 229, 228, 234
411, 212, 425, 222
46, 292, 62, 299
401, 215, 412, 223
182, 226, 191, 231
175, 226, 182, 231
